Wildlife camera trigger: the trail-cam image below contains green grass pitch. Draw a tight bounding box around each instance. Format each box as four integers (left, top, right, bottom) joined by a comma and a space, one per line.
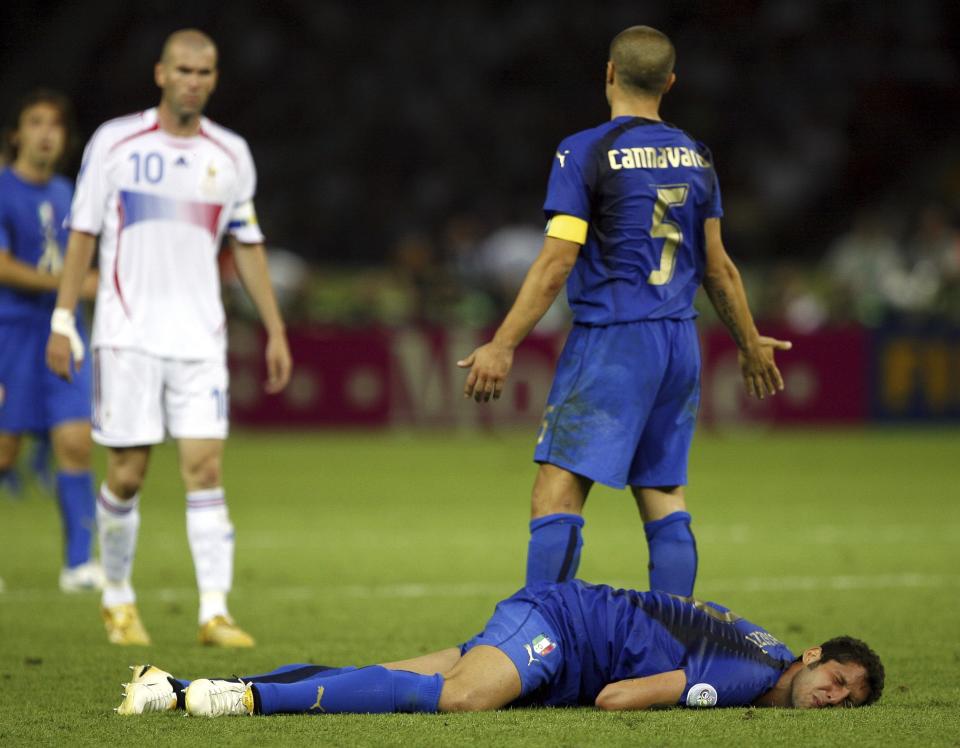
1, 427, 958, 746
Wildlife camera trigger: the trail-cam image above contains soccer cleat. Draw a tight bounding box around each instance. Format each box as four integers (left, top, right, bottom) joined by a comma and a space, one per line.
198, 615, 255, 648
184, 679, 253, 717
59, 561, 105, 593
116, 665, 177, 715
102, 603, 152, 646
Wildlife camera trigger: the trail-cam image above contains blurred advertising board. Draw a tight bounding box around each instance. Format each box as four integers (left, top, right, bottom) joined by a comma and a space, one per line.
229, 323, 957, 427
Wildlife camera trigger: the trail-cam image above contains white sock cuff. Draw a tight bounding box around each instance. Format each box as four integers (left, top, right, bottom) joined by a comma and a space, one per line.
98, 482, 139, 515
186, 487, 226, 511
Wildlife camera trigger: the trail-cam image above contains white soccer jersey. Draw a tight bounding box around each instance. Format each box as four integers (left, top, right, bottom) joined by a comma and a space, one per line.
69, 108, 264, 360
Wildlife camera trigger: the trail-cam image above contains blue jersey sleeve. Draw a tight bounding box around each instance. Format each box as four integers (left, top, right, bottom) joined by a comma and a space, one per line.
698, 143, 723, 219
543, 136, 596, 222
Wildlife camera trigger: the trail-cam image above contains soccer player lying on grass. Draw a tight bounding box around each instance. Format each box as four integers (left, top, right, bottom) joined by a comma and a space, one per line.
117, 580, 884, 717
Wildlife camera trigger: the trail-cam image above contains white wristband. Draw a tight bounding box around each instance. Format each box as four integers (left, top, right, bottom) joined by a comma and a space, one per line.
51, 308, 85, 364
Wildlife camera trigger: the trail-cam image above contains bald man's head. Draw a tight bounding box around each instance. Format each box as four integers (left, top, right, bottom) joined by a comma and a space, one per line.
609, 26, 675, 96
160, 29, 218, 65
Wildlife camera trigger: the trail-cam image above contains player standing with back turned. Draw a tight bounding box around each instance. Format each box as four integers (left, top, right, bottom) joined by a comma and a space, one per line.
47, 29, 292, 646
459, 26, 791, 596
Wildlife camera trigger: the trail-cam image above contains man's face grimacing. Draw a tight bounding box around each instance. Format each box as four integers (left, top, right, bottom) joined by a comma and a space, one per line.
155, 42, 218, 119
790, 647, 870, 709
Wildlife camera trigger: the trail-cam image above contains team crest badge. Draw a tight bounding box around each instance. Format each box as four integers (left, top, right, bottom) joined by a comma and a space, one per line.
686, 683, 718, 708
532, 634, 556, 656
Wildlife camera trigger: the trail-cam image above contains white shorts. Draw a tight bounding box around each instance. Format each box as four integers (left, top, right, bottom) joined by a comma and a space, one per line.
91, 348, 229, 446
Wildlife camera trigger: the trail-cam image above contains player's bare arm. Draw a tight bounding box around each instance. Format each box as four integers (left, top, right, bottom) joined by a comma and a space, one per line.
594, 670, 686, 711
701, 217, 791, 399
46, 230, 98, 381
458, 235, 579, 402
229, 238, 292, 394
0, 248, 97, 297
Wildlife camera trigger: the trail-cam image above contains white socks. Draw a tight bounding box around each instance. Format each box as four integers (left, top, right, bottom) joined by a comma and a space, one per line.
186, 488, 234, 624
97, 483, 139, 607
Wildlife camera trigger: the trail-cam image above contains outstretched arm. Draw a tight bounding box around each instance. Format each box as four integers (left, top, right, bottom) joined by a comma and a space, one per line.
595, 670, 686, 711
701, 218, 792, 399
458, 235, 579, 402
229, 239, 292, 394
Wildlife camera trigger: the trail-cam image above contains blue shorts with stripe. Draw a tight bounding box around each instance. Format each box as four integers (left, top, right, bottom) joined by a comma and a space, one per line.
533, 319, 700, 489
0, 318, 92, 433
460, 593, 565, 698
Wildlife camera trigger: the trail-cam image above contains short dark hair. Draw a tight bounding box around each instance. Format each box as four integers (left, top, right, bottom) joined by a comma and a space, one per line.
819, 635, 885, 706
609, 25, 675, 96
3, 88, 78, 168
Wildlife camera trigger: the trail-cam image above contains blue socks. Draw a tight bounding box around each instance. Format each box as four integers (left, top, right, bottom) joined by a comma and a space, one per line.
644, 511, 697, 597
254, 666, 443, 715
526, 513, 584, 586
56, 471, 96, 568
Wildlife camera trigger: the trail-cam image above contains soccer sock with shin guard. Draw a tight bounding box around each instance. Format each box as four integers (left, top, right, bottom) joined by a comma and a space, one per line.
56, 470, 96, 568
186, 488, 234, 624
525, 512, 584, 586
97, 483, 140, 606
644, 510, 697, 597
254, 666, 443, 715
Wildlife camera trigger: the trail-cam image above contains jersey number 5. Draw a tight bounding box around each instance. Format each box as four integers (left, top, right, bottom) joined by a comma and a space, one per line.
647, 184, 689, 286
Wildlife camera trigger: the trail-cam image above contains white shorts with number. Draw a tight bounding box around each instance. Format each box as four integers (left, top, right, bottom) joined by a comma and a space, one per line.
91, 348, 229, 446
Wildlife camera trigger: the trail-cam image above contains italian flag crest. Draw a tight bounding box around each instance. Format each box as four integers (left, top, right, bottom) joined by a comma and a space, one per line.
532, 634, 556, 656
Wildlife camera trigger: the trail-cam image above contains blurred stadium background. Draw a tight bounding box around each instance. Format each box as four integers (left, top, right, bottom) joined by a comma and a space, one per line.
2, 0, 959, 434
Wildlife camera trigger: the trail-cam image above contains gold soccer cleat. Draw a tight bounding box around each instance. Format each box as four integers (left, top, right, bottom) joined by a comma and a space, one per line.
198, 615, 255, 648
184, 679, 254, 717
116, 665, 177, 715
102, 603, 151, 646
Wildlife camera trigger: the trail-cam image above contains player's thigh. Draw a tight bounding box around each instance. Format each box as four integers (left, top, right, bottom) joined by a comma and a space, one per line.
535, 323, 669, 489
438, 645, 522, 712
628, 321, 701, 487
164, 358, 229, 441
50, 419, 93, 471
91, 348, 165, 447
0, 433, 23, 470
177, 437, 224, 491
382, 647, 463, 675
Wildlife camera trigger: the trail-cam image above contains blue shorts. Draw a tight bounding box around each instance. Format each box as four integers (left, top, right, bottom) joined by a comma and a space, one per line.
533, 319, 700, 489
460, 594, 564, 698
0, 318, 92, 433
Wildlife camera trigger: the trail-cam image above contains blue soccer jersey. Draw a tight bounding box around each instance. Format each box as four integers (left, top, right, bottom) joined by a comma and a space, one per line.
0, 167, 74, 321
464, 581, 795, 708
0, 167, 91, 433
543, 117, 723, 324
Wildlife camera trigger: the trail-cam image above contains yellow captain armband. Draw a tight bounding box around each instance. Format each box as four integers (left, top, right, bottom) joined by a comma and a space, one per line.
545, 214, 589, 245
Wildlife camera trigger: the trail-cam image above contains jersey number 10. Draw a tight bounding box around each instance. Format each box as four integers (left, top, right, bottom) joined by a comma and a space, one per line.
647, 184, 689, 286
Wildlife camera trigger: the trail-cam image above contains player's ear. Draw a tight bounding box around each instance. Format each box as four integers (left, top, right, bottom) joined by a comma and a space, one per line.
662, 72, 677, 95
605, 61, 615, 86
801, 647, 823, 666
154, 61, 166, 89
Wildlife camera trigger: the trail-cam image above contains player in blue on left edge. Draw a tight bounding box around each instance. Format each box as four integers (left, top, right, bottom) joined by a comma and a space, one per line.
114, 579, 883, 717
0, 90, 102, 591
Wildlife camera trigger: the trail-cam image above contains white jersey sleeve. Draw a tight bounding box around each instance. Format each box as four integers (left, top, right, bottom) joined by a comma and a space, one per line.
68, 126, 112, 235
226, 140, 264, 245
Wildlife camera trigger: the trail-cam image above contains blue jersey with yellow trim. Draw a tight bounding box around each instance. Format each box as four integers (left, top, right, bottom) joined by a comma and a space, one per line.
0, 167, 73, 322
522, 581, 795, 707
543, 117, 722, 324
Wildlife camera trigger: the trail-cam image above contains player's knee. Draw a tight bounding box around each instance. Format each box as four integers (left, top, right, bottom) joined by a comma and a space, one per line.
437, 679, 491, 713
55, 436, 92, 471
181, 455, 221, 490
108, 463, 146, 498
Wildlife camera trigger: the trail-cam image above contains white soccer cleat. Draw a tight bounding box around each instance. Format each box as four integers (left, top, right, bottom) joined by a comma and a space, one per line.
184, 678, 253, 718
116, 665, 177, 715
59, 561, 104, 593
